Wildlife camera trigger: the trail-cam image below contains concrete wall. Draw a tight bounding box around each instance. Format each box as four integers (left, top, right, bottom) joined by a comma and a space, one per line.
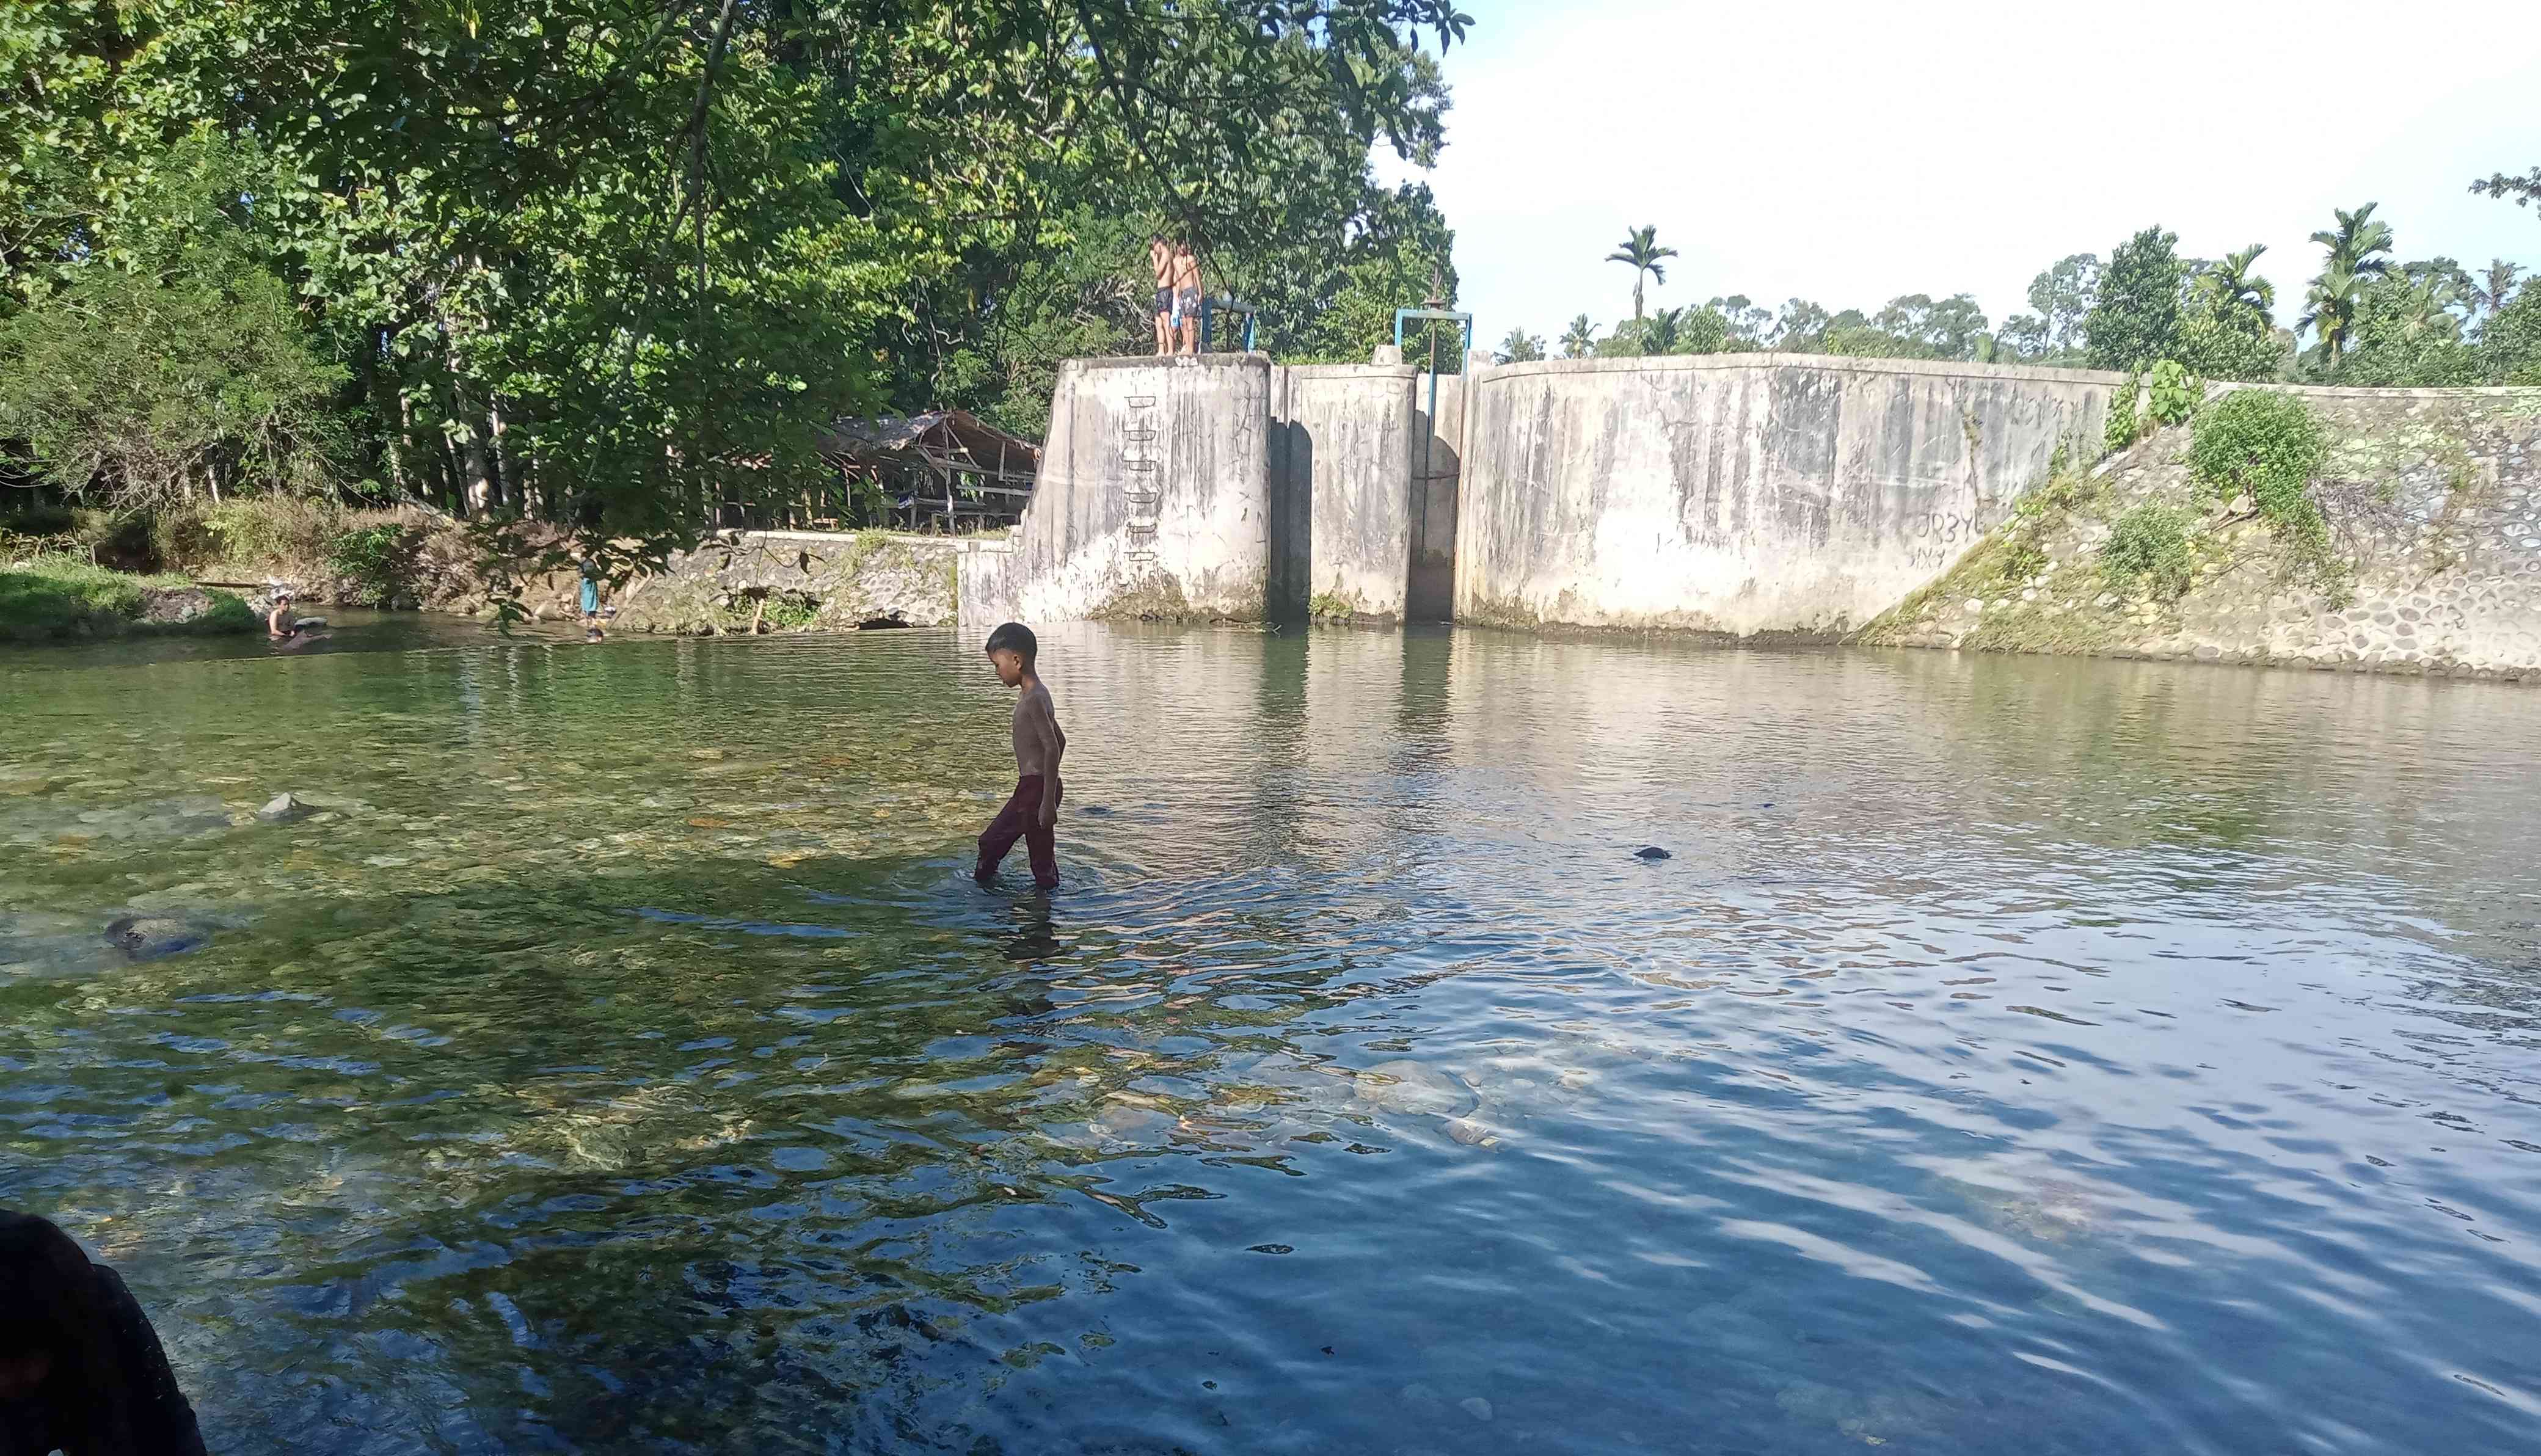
1456, 354, 2120, 636
979, 354, 1277, 625
1273, 364, 1420, 619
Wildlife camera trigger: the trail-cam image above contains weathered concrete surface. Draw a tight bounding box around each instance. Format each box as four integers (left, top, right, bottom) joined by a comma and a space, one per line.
1867, 385, 2541, 680
990, 354, 1275, 624
1456, 354, 2120, 636
1275, 363, 1419, 619
616, 530, 959, 634
1410, 367, 1469, 622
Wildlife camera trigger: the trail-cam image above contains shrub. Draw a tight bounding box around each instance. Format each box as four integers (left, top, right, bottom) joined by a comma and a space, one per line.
2145, 359, 2198, 427
327, 523, 415, 605
2187, 389, 2342, 593
2102, 374, 2142, 454
204, 497, 343, 569
2100, 504, 2195, 602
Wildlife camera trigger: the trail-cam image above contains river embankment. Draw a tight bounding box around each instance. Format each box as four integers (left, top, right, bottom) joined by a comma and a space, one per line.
1861, 385, 2541, 681
0, 555, 255, 642
3, 497, 973, 636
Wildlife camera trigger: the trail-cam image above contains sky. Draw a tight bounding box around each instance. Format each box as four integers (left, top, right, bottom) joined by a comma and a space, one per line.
1382, 0, 2541, 349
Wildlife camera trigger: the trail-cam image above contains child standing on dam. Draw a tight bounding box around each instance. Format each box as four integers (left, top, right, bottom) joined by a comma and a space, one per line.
975, 622, 1066, 890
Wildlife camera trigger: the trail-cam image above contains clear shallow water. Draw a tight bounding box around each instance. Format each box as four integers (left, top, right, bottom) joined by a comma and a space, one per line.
3, 624, 2539, 1454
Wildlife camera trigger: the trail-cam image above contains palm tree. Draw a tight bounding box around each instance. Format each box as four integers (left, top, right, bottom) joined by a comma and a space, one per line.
2299, 264, 2366, 368
2394, 270, 2466, 341
1641, 306, 1685, 354
2198, 243, 2275, 321
1605, 225, 1677, 323
2470, 258, 2525, 322
1496, 327, 1545, 363
1559, 314, 1599, 359
2304, 205, 2395, 368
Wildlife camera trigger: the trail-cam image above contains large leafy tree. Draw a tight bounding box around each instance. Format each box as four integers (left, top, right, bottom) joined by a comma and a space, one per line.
1, 0, 1473, 549
1605, 224, 1675, 323
2025, 253, 2101, 362
2469, 166, 2541, 213
2084, 227, 2183, 372
0, 135, 348, 509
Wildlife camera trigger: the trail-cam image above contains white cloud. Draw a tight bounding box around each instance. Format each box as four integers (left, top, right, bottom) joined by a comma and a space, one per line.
1387, 0, 2541, 343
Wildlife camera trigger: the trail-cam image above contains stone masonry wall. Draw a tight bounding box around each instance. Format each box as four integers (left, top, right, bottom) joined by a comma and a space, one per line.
616, 530, 959, 635
1864, 386, 2541, 681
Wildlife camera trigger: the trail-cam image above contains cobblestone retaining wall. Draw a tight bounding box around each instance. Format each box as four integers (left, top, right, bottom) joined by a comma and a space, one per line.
1865, 387, 2541, 682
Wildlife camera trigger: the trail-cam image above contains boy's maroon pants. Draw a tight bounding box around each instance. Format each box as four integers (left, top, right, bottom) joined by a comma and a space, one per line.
975, 774, 1059, 887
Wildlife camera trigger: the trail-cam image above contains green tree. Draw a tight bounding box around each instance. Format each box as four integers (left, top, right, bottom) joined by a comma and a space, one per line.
2025, 253, 2101, 361
0, 0, 1475, 554
2469, 166, 2541, 213
0, 136, 346, 510
1771, 299, 1830, 351
1706, 295, 1771, 348
2479, 283, 2541, 384
1605, 224, 1677, 323
2175, 243, 2281, 381
2299, 203, 2396, 372
2085, 227, 2184, 372
2469, 259, 2525, 327
1559, 313, 1599, 359
2337, 272, 2478, 387
2197, 245, 2275, 322
1495, 327, 1544, 363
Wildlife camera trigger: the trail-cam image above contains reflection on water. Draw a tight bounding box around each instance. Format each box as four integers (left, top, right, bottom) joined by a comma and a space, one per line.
4, 625, 2539, 1454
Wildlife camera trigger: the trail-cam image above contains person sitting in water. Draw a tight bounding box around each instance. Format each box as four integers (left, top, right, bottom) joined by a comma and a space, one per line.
266, 588, 299, 639
0, 1210, 206, 1456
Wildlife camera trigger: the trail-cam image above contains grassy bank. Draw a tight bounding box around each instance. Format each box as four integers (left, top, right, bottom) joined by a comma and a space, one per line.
0, 555, 258, 643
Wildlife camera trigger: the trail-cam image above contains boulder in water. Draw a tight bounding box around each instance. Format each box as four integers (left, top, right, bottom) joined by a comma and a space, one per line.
104, 915, 210, 961
1633, 846, 1671, 861
256, 792, 312, 823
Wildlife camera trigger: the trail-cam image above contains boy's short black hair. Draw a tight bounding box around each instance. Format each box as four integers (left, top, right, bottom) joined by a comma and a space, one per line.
985, 621, 1037, 666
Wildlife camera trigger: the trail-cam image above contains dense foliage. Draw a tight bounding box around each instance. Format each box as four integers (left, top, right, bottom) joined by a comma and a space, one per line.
2188, 390, 2339, 590
1, 0, 1473, 548
2099, 504, 2195, 603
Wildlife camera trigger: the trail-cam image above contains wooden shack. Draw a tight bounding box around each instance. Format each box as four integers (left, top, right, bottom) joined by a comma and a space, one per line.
814, 410, 1041, 532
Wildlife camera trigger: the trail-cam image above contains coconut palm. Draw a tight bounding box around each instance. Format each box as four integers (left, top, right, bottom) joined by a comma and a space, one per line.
2470, 258, 2525, 322
2198, 244, 2275, 322
1559, 314, 1599, 359
2393, 269, 2467, 341
1605, 225, 1677, 323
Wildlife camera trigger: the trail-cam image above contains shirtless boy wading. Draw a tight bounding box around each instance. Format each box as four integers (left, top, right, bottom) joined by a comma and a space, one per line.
976, 622, 1066, 889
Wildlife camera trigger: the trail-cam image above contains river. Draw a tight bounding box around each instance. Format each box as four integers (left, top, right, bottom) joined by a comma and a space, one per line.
3, 622, 2537, 1454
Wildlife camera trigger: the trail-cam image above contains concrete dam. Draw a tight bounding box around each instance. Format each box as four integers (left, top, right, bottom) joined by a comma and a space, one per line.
958, 351, 2128, 637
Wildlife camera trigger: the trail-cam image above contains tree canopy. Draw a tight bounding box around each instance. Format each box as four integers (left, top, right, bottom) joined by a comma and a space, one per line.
1, 0, 1474, 542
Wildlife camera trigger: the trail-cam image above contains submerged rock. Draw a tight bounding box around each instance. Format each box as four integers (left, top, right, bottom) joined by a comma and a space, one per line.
256, 792, 313, 823
104, 915, 211, 961
1352, 1060, 1478, 1119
